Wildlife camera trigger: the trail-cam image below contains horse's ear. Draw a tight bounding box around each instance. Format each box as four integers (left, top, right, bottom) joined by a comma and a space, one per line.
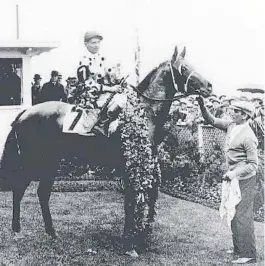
180, 46, 186, 58
171, 46, 179, 64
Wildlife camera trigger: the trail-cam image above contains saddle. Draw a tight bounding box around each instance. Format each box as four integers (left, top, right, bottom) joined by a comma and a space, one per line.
63, 92, 116, 137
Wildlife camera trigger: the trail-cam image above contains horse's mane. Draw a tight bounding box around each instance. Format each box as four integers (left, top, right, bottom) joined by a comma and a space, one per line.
137, 62, 167, 93
137, 67, 158, 93
11, 109, 27, 128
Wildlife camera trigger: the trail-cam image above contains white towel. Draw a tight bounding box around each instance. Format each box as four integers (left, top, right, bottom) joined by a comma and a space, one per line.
219, 179, 241, 230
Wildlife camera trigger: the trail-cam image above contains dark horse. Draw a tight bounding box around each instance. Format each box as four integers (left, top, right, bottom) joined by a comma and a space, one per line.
0, 46, 212, 257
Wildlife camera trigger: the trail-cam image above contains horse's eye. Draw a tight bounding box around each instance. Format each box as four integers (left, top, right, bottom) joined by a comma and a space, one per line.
182, 65, 189, 72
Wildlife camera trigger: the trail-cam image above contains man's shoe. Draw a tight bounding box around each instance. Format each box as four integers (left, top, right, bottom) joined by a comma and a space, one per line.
231, 257, 256, 264
125, 249, 139, 258
226, 249, 239, 255
226, 249, 235, 254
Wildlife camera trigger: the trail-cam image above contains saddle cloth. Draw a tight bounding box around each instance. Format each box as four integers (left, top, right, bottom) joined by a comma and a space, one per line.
62, 92, 127, 136
63, 108, 101, 136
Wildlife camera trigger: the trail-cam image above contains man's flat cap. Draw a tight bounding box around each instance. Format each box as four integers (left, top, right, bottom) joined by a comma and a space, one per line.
84, 31, 103, 42
230, 101, 255, 118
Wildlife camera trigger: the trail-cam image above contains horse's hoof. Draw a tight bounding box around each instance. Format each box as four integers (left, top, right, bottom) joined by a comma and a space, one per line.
50, 233, 57, 239
12, 224, 20, 233
46, 230, 57, 239
125, 249, 139, 258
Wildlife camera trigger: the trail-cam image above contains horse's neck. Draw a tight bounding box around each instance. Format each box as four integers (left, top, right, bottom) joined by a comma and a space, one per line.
140, 71, 174, 145
144, 101, 172, 146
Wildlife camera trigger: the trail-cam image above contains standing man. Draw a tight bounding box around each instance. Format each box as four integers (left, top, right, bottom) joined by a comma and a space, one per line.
250, 102, 264, 150
38, 70, 67, 103
57, 72, 63, 85
31, 74, 42, 105
57, 72, 68, 98
197, 97, 258, 264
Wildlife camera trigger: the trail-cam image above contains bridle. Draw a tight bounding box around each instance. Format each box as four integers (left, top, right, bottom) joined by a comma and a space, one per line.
169, 62, 198, 95
132, 60, 200, 102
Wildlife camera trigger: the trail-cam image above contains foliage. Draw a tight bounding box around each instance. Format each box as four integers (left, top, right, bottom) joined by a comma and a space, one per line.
159, 118, 227, 186
58, 157, 113, 181
199, 141, 227, 185
120, 90, 159, 192
119, 89, 161, 236
52, 180, 120, 193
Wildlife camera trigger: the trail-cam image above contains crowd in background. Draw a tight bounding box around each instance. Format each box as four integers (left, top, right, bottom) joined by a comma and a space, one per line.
170, 93, 264, 123
31, 71, 66, 105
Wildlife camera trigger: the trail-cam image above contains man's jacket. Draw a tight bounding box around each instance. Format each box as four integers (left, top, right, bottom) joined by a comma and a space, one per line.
38, 81, 67, 103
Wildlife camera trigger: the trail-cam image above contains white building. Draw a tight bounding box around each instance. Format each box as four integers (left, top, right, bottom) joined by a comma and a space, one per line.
0, 41, 59, 154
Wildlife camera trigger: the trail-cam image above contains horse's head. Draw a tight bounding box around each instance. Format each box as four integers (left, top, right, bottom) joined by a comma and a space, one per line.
138, 46, 212, 104
170, 46, 212, 98
137, 46, 212, 145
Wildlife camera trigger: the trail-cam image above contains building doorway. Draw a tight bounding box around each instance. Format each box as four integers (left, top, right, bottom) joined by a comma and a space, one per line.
0, 58, 22, 106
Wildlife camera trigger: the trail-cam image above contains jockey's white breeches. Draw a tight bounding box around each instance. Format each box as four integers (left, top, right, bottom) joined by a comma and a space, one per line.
97, 92, 127, 116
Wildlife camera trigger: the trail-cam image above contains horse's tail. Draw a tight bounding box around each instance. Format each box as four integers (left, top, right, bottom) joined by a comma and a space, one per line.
0, 110, 26, 191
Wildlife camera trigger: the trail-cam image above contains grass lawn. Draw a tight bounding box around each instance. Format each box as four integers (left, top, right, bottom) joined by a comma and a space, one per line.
0, 182, 264, 266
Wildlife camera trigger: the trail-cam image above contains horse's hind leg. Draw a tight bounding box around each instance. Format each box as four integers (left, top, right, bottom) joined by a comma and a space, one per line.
37, 176, 56, 238
12, 178, 31, 233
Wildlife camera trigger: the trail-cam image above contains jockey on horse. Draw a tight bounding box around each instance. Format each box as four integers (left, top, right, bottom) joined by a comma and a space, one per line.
67, 31, 128, 137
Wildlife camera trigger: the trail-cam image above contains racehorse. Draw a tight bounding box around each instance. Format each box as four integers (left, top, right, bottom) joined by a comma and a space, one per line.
0, 46, 212, 257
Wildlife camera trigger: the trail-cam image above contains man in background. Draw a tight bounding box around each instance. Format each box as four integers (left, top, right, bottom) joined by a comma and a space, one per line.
31, 74, 42, 105
57, 72, 63, 85
38, 70, 67, 103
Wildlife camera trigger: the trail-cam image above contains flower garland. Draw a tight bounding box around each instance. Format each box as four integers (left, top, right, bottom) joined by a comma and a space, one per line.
120, 89, 161, 239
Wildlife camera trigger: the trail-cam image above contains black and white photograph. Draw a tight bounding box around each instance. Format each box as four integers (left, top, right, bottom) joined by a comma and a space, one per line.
0, 0, 264, 265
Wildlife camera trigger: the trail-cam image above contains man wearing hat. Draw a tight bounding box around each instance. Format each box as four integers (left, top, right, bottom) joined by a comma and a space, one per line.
250, 101, 264, 150
197, 97, 258, 264
219, 95, 227, 101
209, 96, 222, 117
57, 72, 63, 85
79, 31, 107, 80
31, 74, 42, 105
251, 96, 264, 118
38, 70, 67, 103
75, 31, 127, 136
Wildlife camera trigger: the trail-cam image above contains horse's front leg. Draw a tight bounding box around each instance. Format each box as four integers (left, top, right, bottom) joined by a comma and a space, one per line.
123, 187, 139, 257
37, 176, 56, 238
12, 178, 31, 233
145, 184, 159, 237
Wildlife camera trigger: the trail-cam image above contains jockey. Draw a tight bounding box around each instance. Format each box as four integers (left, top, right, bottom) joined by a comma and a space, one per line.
72, 31, 127, 135
77, 31, 127, 136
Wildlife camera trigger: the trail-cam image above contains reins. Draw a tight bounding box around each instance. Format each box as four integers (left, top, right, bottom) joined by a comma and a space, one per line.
128, 61, 200, 102
130, 85, 189, 102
